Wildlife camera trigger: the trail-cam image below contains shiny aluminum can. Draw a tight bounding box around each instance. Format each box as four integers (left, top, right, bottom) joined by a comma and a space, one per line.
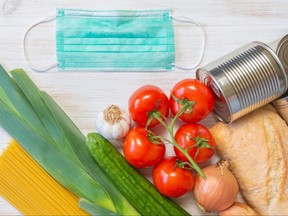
196, 41, 287, 124
272, 35, 288, 123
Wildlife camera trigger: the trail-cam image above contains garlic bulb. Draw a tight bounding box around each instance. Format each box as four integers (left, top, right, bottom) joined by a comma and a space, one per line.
95, 105, 131, 140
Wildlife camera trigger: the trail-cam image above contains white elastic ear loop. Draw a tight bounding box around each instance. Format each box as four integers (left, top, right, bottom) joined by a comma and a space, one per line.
171, 16, 206, 70
23, 15, 58, 72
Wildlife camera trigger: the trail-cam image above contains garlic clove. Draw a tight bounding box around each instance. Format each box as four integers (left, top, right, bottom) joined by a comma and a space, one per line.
111, 123, 122, 139
119, 119, 130, 137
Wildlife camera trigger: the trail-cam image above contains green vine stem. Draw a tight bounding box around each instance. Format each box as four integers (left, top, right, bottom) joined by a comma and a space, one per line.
148, 102, 206, 179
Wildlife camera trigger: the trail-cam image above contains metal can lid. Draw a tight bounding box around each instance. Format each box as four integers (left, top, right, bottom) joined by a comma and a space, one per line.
196, 68, 240, 124
277, 34, 288, 74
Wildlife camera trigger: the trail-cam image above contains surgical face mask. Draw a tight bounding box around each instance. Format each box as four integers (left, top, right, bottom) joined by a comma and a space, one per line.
23, 9, 205, 72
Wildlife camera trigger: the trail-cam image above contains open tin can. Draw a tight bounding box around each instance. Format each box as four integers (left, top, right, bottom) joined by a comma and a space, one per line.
196, 39, 288, 124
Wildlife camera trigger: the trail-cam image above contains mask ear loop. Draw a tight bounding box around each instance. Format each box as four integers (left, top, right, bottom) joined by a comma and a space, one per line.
23, 15, 58, 72
171, 16, 206, 70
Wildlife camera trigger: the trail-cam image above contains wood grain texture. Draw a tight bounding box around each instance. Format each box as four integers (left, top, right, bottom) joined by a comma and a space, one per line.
0, 0, 287, 215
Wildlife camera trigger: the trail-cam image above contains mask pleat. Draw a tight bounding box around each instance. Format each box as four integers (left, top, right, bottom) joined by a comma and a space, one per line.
58, 52, 174, 70
63, 38, 171, 45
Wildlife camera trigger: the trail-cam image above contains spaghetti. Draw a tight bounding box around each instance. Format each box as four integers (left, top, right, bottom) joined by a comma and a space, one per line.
0, 140, 88, 215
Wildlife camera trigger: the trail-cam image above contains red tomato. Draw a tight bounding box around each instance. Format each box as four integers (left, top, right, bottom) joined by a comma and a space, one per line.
128, 85, 169, 128
123, 126, 166, 168
152, 157, 194, 198
169, 78, 214, 123
174, 123, 216, 164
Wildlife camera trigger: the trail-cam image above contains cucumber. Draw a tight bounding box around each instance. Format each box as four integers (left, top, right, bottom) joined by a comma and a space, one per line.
86, 132, 191, 216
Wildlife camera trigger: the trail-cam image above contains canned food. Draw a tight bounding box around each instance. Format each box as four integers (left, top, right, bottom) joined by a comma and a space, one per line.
276, 35, 288, 75
196, 41, 287, 124
272, 35, 288, 123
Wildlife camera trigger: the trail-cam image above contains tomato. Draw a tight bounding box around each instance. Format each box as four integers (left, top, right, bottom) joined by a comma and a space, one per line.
128, 85, 169, 128
174, 123, 216, 164
123, 126, 166, 168
152, 156, 194, 198
169, 78, 214, 123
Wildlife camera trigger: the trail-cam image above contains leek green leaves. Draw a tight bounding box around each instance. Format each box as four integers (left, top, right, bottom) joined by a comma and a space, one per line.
0, 66, 139, 215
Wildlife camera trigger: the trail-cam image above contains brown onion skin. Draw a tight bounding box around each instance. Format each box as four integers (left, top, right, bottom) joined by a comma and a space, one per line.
219, 202, 259, 215
193, 160, 239, 212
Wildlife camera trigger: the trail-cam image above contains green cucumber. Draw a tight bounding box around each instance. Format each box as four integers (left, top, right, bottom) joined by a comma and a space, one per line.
86, 132, 191, 216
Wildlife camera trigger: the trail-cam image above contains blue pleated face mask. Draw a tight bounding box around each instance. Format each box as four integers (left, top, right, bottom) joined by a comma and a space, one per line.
23, 9, 205, 72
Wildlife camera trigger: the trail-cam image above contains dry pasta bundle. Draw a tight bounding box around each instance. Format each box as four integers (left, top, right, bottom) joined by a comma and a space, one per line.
0, 140, 88, 215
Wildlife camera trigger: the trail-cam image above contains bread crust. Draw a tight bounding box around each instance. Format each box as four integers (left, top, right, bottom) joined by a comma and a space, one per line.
210, 107, 288, 215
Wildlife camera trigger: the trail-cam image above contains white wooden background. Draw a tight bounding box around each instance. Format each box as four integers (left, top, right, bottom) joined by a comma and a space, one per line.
0, 0, 287, 215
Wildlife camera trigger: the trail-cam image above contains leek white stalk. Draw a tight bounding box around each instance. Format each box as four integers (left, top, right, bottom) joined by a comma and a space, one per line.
95, 105, 131, 140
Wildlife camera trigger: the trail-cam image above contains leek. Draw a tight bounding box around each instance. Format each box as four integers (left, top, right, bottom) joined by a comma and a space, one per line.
79, 198, 121, 216
0, 66, 140, 215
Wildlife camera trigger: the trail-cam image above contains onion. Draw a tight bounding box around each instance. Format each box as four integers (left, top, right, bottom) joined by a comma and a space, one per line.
193, 160, 239, 212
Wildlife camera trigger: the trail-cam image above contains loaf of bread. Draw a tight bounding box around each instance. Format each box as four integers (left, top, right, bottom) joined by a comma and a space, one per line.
209, 107, 288, 215
219, 202, 259, 216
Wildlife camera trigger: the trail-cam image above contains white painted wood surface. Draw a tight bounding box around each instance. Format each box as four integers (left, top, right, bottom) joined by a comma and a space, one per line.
0, 0, 287, 215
